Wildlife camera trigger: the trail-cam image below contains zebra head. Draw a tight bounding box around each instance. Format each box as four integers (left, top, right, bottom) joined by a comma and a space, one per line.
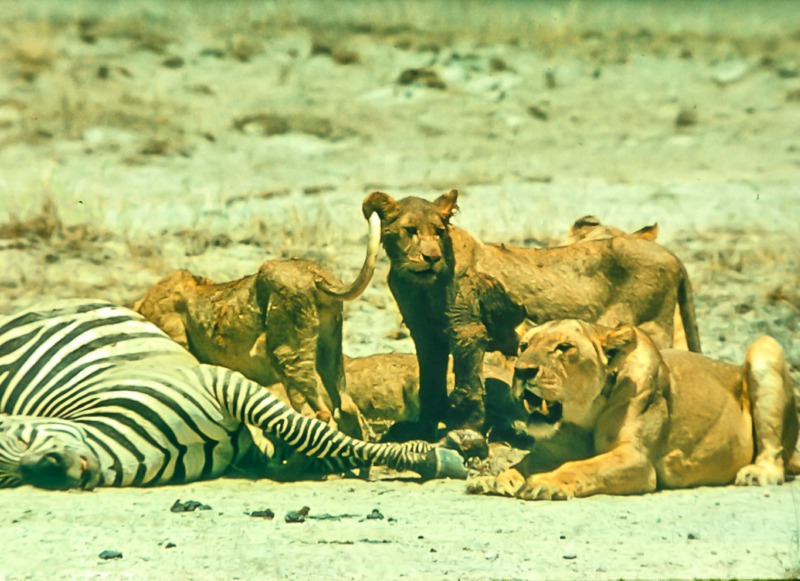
0, 415, 102, 490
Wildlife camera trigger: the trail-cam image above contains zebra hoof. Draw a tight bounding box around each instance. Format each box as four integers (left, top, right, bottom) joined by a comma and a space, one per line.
419, 448, 469, 481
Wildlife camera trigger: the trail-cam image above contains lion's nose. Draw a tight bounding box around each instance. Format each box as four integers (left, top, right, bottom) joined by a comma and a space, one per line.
515, 365, 540, 382
420, 239, 442, 263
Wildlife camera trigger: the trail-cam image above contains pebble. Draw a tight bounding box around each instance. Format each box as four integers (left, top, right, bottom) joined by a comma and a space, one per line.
285, 506, 310, 523
366, 508, 385, 520
248, 509, 275, 520
711, 60, 751, 85
98, 550, 123, 560
170, 499, 212, 512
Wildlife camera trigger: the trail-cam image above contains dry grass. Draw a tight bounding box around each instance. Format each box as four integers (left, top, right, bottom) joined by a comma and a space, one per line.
0, 198, 111, 252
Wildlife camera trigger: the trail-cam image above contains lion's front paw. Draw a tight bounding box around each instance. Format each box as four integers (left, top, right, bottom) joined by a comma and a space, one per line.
467, 469, 525, 497
735, 463, 785, 487
517, 474, 575, 501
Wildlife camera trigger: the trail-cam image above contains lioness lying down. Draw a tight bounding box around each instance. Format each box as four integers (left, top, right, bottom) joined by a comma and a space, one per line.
134, 213, 380, 440
468, 320, 799, 500
362, 190, 701, 441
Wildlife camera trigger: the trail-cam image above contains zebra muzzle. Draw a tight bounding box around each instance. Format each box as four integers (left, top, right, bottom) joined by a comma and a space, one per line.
418, 448, 468, 481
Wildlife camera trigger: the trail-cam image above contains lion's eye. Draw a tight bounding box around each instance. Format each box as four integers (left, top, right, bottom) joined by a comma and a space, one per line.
404, 226, 418, 236
555, 342, 574, 354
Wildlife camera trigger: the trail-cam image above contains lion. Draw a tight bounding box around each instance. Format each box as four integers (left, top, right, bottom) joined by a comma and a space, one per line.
467, 320, 799, 500
133, 213, 380, 441
564, 214, 659, 246
562, 215, 688, 350
362, 190, 702, 441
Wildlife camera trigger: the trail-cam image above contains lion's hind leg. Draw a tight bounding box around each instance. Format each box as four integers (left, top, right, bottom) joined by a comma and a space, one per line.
736, 336, 799, 486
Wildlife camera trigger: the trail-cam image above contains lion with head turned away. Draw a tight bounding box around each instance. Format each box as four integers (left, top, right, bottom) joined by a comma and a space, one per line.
467, 320, 798, 499
362, 190, 701, 442
134, 213, 381, 441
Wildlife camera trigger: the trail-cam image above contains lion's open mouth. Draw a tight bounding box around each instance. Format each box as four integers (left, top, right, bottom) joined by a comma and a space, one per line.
522, 391, 563, 424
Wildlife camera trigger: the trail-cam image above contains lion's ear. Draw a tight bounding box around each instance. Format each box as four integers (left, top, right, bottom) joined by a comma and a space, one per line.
602, 325, 637, 362
363, 191, 399, 222
433, 189, 459, 223
570, 215, 601, 235
633, 223, 659, 241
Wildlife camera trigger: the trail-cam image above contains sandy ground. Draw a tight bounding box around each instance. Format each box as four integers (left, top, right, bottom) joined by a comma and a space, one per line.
1, 1, 800, 579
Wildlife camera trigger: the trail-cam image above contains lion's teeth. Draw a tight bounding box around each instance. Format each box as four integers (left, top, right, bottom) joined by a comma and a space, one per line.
541, 399, 549, 415
523, 398, 532, 414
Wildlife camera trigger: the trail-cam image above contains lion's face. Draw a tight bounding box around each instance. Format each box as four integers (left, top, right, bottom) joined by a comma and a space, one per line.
362, 190, 458, 284
512, 320, 609, 439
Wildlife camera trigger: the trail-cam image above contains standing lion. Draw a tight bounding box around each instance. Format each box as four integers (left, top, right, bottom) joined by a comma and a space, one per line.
362, 190, 701, 441
134, 213, 380, 440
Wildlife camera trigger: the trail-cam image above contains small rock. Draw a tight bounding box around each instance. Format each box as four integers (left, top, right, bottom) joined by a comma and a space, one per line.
199, 47, 226, 59
164, 542, 176, 549
285, 506, 310, 523
484, 551, 499, 560
162, 56, 185, 69
170, 499, 212, 513
711, 60, 752, 85
396, 68, 446, 90
96, 65, 109, 80
98, 550, 122, 560
366, 509, 384, 520
563, 554, 577, 560
687, 532, 699, 540
489, 56, 508, 72
248, 509, 275, 520
527, 104, 549, 121
331, 48, 360, 65
675, 107, 698, 128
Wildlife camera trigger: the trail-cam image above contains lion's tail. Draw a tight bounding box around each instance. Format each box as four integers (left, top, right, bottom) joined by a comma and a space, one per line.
315, 212, 381, 301
677, 265, 702, 353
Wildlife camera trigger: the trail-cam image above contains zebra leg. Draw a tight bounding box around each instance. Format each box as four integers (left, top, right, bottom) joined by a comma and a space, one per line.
203, 366, 467, 480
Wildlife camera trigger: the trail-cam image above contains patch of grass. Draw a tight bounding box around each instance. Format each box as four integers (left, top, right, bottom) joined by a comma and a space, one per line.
0, 198, 111, 255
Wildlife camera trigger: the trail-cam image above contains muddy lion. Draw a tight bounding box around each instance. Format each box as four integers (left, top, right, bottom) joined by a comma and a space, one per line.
362, 190, 701, 441
133, 213, 381, 441
468, 320, 798, 499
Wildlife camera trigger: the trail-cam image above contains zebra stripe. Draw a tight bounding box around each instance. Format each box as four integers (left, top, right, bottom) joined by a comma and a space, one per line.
0, 299, 465, 489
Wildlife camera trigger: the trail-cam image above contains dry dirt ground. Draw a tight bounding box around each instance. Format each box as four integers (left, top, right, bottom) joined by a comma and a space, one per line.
1, 1, 800, 579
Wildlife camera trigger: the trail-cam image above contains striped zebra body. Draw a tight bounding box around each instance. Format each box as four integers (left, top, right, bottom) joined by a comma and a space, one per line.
0, 300, 465, 489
